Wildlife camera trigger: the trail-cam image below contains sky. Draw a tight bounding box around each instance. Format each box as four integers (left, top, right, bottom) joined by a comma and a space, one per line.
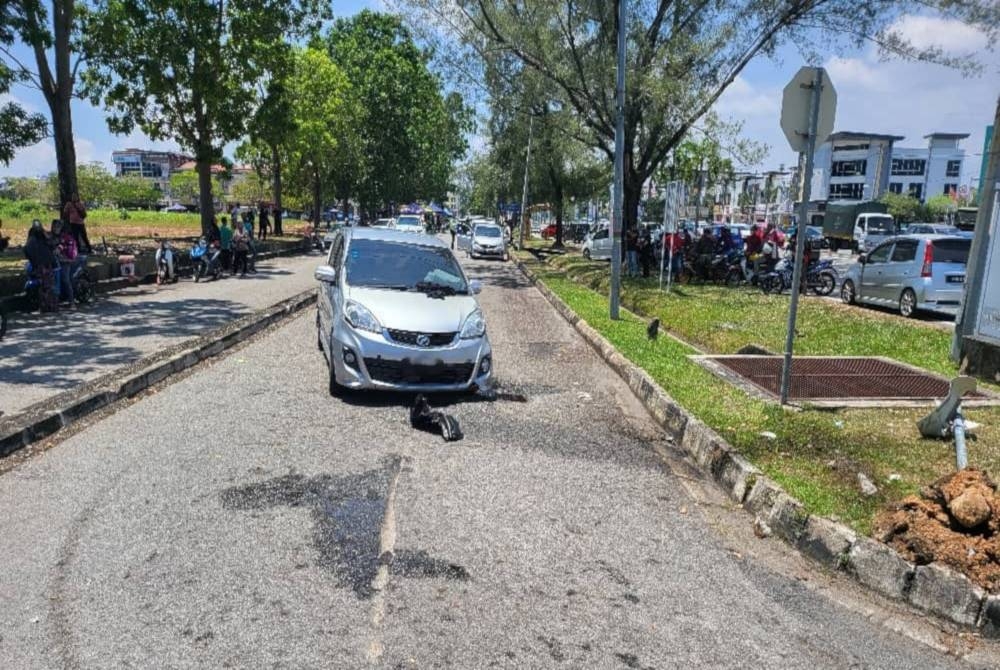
1, 4, 996, 189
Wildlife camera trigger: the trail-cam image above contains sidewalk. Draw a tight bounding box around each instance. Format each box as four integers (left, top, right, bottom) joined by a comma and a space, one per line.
0, 252, 322, 416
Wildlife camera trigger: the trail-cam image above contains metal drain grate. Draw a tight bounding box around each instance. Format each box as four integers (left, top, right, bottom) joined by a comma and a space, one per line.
704, 356, 985, 401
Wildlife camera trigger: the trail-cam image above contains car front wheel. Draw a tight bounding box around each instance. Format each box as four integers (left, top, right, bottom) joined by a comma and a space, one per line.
899, 288, 917, 318
841, 279, 856, 304
583, 248, 591, 260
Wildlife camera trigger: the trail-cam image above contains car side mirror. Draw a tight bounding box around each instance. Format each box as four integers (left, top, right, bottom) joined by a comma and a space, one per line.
469, 279, 483, 295
858, 254, 867, 264
314, 264, 337, 284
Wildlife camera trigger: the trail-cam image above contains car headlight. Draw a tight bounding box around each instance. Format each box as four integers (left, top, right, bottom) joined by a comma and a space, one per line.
344, 300, 381, 333
459, 309, 486, 339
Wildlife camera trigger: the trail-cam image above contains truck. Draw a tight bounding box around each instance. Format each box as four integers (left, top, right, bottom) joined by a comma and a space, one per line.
821, 201, 897, 253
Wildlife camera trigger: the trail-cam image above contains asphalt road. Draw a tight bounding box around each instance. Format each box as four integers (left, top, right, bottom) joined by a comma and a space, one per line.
0, 252, 323, 416
0, 248, 993, 669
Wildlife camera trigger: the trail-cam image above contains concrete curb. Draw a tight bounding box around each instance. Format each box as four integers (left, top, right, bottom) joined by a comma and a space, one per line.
0, 289, 316, 458
515, 257, 995, 634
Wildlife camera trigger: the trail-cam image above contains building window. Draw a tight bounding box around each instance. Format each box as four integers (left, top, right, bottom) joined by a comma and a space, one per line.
833, 143, 870, 152
831, 160, 867, 177
891, 158, 926, 176
888, 182, 903, 194
946, 160, 961, 178
908, 183, 923, 201
943, 183, 957, 196
828, 183, 865, 200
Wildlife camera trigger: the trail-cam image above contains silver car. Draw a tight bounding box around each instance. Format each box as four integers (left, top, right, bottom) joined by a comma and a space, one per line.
459, 222, 507, 259
315, 228, 492, 395
840, 234, 970, 317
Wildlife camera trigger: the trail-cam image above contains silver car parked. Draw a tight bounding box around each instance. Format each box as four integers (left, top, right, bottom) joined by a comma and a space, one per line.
840, 234, 970, 317
315, 228, 493, 395
458, 222, 507, 259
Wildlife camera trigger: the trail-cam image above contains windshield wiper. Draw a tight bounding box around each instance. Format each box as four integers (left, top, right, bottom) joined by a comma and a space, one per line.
414, 281, 464, 297
365, 283, 410, 291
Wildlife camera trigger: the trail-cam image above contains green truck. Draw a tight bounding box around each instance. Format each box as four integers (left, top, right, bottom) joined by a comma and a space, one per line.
821, 201, 897, 253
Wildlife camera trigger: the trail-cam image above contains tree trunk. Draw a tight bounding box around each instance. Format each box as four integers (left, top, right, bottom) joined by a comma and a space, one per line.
271, 145, 283, 235
28, 0, 78, 209
312, 167, 322, 230
553, 182, 564, 249
196, 156, 215, 237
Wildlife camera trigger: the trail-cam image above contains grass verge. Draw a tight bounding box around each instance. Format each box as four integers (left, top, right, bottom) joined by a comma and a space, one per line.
517, 250, 1000, 535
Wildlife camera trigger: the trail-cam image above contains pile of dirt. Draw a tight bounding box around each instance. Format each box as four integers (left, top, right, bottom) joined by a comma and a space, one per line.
874, 468, 1000, 593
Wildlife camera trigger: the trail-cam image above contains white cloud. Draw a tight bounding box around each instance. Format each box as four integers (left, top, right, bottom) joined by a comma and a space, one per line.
888, 15, 989, 54
715, 76, 780, 117
714, 14, 998, 181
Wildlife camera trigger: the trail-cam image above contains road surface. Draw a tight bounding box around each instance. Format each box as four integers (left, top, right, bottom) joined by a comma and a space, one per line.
0, 252, 991, 668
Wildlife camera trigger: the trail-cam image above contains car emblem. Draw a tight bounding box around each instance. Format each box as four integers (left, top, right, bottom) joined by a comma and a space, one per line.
416, 334, 431, 347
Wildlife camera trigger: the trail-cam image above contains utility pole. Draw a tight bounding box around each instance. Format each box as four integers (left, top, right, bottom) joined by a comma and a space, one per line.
609, 0, 626, 319
519, 115, 534, 250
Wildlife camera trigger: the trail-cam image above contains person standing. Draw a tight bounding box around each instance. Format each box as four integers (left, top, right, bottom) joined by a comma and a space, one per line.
625, 227, 640, 277
258, 205, 270, 240
219, 217, 234, 273
232, 225, 250, 277
62, 192, 92, 254
638, 229, 653, 278
449, 221, 456, 249
53, 220, 77, 306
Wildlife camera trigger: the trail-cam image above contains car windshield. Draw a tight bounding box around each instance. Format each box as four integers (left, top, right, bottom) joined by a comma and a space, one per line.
931, 238, 971, 264
475, 226, 502, 238
867, 216, 896, 234
346, 238, 467, 292
397, 216, 421, 227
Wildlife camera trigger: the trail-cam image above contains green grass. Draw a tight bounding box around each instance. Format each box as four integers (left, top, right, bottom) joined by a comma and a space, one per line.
519, 251, 1000, 535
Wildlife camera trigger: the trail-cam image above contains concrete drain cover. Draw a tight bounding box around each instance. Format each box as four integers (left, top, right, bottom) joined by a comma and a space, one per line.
694, 355, 998, 407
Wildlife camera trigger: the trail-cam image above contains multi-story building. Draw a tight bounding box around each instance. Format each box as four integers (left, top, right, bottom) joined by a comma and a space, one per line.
111, 149, 194, 192
807, 131, 968, 205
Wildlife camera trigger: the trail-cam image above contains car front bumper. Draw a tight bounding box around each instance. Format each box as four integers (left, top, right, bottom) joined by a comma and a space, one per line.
330, 324, 493, 392
471, 245, 505, 257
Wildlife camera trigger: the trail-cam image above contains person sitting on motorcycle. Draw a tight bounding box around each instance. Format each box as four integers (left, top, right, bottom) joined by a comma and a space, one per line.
25, 220, 58, 312
155, 240, 175, 283
716, 226, 739, 254
763, 223, 785, 259
745, 224, 764, 272
693, 227, 716, 278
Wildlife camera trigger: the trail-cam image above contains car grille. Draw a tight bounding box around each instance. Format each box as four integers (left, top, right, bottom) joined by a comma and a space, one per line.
386, 329, 456, 347
363, 358, 475, 385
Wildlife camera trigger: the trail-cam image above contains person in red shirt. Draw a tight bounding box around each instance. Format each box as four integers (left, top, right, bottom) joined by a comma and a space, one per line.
62, 192, 92, 254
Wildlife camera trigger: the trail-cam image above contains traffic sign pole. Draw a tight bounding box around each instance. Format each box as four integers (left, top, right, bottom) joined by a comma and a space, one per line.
780, 67, 824, 405
609, 0, 626, 320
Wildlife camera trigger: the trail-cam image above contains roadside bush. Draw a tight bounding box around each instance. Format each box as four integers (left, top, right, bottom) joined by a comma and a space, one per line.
0, 198, 49, 221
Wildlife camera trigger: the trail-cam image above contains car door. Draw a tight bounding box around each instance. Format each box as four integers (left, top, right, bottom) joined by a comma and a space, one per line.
456, 224, 472, 251
319, 233, 345, 354
884, 238, 919, 302
592, 228, 611, 259
858, 241, 893, 304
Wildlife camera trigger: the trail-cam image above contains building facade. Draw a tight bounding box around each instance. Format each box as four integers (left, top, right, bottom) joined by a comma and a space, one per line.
807, 131, 968, 204
111, 149, 194, 192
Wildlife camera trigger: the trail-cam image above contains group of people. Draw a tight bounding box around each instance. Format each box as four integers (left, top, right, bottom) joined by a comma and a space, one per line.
22, 197, 92, 312
201, 213, 261, 277
642, 222, 790, 280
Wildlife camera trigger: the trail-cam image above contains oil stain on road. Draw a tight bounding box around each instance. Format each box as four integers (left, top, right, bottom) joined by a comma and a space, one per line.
220, 458, 469, 598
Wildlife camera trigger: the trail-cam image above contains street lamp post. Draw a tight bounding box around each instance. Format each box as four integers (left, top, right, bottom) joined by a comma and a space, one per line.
519, 115, 534, 250
609, 0, 627, 320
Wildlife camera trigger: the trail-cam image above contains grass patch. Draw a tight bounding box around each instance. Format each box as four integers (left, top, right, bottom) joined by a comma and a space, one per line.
518, 250, 1000, 535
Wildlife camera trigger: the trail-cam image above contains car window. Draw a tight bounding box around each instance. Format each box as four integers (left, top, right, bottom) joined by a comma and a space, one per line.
594, 229, 609, 241
865, 216, 896, 234
345, 239, 467, 292
474, 226, 502, 238
890, 239, 918, 263
867, 243, 892, 264
397, 216, 422, 227
932, 238, 971, 264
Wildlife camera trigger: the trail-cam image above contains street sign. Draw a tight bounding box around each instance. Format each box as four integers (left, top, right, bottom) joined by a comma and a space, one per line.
781, 66, 836, 153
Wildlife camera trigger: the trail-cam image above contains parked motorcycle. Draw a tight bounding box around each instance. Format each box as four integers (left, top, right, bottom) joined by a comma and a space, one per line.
24, 258, 93, 311
759, 255, 837, 296
155, 241, 178, 285
191, 239, 222, 282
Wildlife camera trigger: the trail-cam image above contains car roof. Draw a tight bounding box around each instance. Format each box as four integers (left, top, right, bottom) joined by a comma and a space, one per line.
345, 226, 447, 248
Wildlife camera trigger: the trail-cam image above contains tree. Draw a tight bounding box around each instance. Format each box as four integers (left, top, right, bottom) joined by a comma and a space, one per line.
168, 171, 200, 206
82, 0, 329, 235
1, 1, 82, 204
879, 192, 925, 224
0, 57, 47, 165
325, 11, 471, 217
282, 48, 360, 225
925, 194, 955, 221
112, 174, 160, 208
403, 0, 999, 235
237, 78, 294, 234
229, 171, 272, 206
75, 161, 115, 205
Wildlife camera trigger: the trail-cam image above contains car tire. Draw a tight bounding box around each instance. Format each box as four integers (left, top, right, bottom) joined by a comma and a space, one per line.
316, 313, 324, 352
899, 288, 917, 318
328, 356, 345, 397
725, 268, 742, 288
841, 279, 856, 304
583, 248, 591, 260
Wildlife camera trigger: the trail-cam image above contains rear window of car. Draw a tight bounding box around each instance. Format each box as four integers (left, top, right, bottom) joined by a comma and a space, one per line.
932, 239, 971, 264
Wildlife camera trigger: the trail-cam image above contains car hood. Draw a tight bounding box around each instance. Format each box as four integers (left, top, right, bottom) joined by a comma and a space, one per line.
347, 286, 479, 333
473, 235, 503, 245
